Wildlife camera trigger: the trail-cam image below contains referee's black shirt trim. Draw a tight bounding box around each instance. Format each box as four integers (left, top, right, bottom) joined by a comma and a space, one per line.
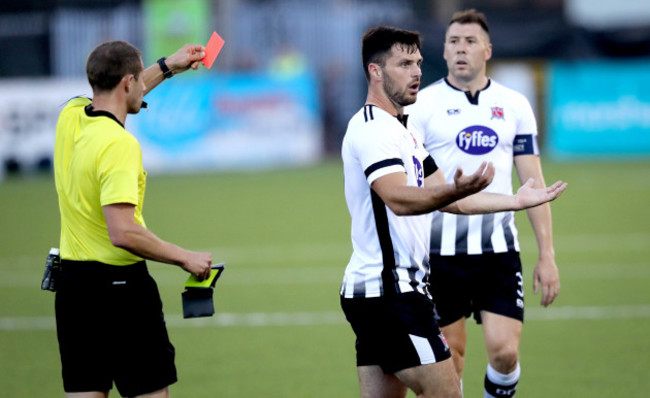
85, 104, 125, 129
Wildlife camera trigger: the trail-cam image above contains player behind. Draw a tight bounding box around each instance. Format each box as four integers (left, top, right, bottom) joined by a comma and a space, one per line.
407, 9, 561, 398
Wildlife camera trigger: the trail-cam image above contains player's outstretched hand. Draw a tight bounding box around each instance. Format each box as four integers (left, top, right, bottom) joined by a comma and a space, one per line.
181, 251, 212, 281
166, 44, 206, 75
453, 161, 495, 196
514, 179, 568, 210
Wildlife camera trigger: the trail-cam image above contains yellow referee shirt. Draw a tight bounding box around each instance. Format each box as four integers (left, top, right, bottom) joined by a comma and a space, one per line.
54, 97, 146, 265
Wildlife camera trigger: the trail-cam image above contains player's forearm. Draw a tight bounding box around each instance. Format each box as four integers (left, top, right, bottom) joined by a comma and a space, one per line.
383, 183, 471, 215
514, 156, 556, 259
375, 169, 495, 216
441, 191, 521, 215
526, 202, 556, 260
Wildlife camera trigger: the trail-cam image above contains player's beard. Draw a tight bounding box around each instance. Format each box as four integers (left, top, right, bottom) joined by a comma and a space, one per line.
382, 69, 416, 107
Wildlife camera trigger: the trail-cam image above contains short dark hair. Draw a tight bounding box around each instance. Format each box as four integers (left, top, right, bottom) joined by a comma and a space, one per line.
86, 41, 143, 92
362, 26, 421, 81
448, 9, 490, 35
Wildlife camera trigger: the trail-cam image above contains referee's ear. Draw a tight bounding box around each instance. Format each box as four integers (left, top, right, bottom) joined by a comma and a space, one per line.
122, 74, 135, 94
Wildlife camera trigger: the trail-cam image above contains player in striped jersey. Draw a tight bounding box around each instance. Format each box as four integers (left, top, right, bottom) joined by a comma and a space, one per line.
406, 9, 561, 398
341, 25, 567, 398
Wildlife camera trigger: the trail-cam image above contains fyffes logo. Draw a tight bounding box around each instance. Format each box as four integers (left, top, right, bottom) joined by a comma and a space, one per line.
456, 125, 499, 155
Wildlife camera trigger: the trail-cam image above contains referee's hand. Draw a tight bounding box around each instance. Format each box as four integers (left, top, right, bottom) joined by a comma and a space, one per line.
182, 251, 212, 281
166, 44, 206, 75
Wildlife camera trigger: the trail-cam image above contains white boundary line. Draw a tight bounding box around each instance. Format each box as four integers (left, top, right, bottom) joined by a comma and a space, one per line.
1, 305, 650, 331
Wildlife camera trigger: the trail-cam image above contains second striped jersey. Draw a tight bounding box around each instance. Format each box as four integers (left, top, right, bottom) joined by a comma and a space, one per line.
407, 78, 540, 256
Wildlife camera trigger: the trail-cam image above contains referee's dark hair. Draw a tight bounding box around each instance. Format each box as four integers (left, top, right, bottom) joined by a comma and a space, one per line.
448, 9, 490, 36
362, 26, 421, 82
86, 41, 143, 92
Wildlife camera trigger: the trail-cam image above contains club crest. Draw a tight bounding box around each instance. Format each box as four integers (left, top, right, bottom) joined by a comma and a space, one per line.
491, 106, 504, 120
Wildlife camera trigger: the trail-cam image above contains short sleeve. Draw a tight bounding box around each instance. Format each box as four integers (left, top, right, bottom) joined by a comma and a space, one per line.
98, 134, 142, 206
353, 123, 406, 185
515, 92, 538, 138
513, 92, 540, 156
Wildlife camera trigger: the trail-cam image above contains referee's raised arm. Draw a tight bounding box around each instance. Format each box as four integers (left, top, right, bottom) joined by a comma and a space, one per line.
142, 44, 205, 96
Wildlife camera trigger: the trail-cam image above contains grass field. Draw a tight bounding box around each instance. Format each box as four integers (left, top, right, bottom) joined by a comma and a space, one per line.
1, 159, 649, 397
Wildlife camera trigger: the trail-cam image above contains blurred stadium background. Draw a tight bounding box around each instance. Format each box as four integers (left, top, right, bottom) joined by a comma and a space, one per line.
1, 0, 649, 397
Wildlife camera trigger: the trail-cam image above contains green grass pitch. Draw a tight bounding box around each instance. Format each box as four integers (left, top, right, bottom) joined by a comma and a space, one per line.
0, 159, 649, 397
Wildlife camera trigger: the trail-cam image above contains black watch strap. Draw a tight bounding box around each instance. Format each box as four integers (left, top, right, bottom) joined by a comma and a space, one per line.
157, 57, 173, 79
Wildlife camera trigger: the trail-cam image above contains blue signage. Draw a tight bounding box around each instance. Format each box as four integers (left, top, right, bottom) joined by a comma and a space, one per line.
547, 59, 650, 159
128, 72, 322, 173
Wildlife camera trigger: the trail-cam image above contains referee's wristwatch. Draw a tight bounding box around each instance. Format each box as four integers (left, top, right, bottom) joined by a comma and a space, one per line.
157, 57, 173, 79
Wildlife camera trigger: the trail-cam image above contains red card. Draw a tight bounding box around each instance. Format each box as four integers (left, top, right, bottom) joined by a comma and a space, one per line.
202, 31, 225, 69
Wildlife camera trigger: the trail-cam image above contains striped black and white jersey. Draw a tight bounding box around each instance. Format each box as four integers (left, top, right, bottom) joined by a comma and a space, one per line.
407, 78, 540, 256
341, 105, 438, 299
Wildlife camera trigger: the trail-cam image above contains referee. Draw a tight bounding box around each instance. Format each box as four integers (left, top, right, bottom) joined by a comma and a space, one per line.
340, 26, 567, 397
53, 41, 212, 397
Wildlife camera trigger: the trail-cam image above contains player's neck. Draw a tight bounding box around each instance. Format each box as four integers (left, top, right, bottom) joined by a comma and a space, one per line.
365, 89, 402, 117
447, 74, 489, 96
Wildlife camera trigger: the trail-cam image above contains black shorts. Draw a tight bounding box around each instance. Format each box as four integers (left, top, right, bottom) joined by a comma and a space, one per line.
341, 292, 452, 374
55, 260, 177, 397
429, 251, 524, 327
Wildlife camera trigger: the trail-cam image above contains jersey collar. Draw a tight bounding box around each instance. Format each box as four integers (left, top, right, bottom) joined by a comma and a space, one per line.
364, 104, 409, 128
84, 105, 125, 129
444, 77, 491, 105
396, 113, 409, 128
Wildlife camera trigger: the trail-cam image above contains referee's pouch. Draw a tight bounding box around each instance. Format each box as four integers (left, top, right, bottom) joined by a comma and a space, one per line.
182, 263, 225, 319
